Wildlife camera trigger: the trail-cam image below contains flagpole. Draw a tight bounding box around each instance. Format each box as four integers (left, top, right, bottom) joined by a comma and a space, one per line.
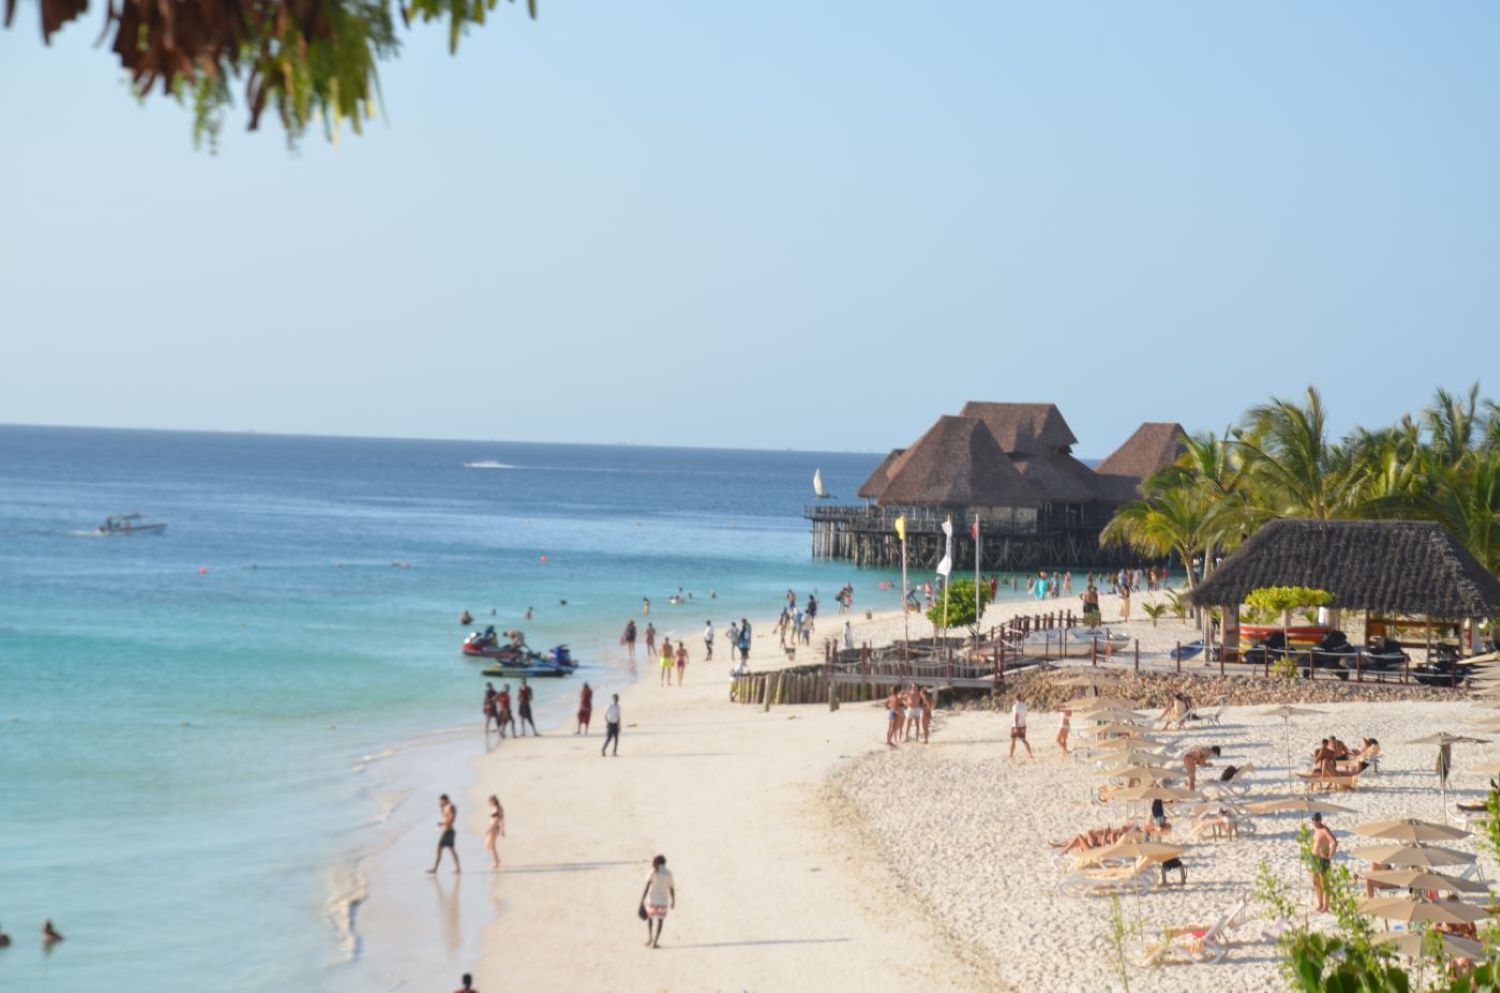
895, 515, 910, 660
940, 516, 953, 653
973, 514, 982, 634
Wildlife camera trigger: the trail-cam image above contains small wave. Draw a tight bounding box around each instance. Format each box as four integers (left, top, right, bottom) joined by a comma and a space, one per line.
325, 864, 369, 962
462, 461, 516, 470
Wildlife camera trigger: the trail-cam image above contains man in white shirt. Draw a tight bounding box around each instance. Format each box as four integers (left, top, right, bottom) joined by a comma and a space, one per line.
1008, 696, 1032, 759
602, 695, 622, 757
703, 620, 714, 661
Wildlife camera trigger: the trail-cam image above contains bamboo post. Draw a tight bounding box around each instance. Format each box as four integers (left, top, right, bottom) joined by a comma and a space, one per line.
1091, 637, 1098, 667
1176, 643, 1182, 675
1134, 638, 1140, 674
1356, 653, 1363, 683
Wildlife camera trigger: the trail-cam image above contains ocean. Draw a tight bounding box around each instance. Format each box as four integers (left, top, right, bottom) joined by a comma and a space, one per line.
0, 425, 916, 991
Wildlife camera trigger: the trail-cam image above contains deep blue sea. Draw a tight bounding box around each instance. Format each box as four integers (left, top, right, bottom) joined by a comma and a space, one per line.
0, 426, 905, 991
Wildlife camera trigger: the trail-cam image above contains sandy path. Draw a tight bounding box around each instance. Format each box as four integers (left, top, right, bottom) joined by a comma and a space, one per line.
468, 634, 986, 993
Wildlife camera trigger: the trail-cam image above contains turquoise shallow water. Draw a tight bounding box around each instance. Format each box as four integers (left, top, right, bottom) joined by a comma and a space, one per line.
0, 426, 910, 991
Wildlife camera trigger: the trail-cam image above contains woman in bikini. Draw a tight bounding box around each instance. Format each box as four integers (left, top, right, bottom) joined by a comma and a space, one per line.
1056, 707, 1072, 757
1183, 745, 1220, 790
674, 642, 688, 686
484, 795, 506, 869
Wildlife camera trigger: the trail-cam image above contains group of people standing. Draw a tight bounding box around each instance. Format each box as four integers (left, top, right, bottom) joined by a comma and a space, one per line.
884, 684, 935, 746
482, 679, 541, 738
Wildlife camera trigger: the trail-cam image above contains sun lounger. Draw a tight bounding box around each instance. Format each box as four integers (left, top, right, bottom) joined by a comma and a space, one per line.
1132, 896, 1249, 967
1203, 763, 1257, 798
1183, 707, 1224, 727
1295, 769, 1362, 792
1058, 857, 1157, 898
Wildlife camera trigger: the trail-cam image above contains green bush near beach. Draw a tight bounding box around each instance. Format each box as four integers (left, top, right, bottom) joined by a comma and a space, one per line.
925, 578, 990, 634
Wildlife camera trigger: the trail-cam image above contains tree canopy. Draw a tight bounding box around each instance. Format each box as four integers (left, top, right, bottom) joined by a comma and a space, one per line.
1104, 384, 1500, 586
2, 0, 533, 147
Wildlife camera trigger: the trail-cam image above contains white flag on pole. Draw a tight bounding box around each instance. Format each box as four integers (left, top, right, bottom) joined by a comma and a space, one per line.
936, 516, 953, 578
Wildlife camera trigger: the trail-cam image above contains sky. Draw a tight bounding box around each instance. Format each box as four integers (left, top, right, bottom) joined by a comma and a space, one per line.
1, 2, 1497, 455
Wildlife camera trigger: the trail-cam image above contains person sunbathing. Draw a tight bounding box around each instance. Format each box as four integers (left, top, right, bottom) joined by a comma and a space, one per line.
1048, 823, 1141, 856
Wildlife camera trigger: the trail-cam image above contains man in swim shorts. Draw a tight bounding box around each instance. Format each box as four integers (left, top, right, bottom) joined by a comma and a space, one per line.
1008, 696, 1033, 759
1309, 812, 1338, 913
428, 794, 461, 874
517, 678, 539, 736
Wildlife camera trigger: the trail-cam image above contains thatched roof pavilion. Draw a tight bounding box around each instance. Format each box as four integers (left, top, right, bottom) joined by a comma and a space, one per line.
879, 416, 1042, 508
959, 402, 1079, 455
1190, 519, 1500, 618
1096, 422, 1188, 478
857, 448, 905, 500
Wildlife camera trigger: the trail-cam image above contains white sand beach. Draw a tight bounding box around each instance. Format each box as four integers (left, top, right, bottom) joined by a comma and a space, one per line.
455, 591, 1495, 992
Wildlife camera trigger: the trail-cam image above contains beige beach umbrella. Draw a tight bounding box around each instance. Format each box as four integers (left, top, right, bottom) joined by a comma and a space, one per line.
1259, 705, 1329, 784
1362, 868, 1491, 895
1374, 931, 1485, 960
1350, 843, 1476, 868
1071, 696, 1141, 712
1113, 784, 1204, 803
1097, 733, 1169, 748
1076, 841, 1184, 866
1076, 709, 1148, 723
1095, 764, 1180, 782
1360, 896, 1490, 925
1088, 722, 1153, 738
1353, 818, 1470, 844
1470, 760, 1500, 776
1245, 797, 1357, 815
1102, 749, 1173, 767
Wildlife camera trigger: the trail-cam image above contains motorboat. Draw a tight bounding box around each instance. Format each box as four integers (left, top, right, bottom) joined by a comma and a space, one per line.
96, 513, 166, 536
482, 646, 577, 679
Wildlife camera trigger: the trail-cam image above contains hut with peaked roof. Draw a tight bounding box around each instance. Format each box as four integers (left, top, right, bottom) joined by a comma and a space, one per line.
807, 402, 1183, 570
1094, 422, 1189, 502
1189, 519, 1500, 657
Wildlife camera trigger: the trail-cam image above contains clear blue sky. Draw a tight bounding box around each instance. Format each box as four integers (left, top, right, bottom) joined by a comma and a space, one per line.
2, 2, 1496, 454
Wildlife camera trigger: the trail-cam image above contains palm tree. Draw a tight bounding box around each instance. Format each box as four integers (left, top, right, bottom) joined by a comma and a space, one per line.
1100, 482, 1240, 592
1236, 386, 1368, 520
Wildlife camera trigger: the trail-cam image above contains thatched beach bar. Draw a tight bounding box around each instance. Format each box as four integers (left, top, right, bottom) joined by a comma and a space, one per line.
807, 401, 1185, 570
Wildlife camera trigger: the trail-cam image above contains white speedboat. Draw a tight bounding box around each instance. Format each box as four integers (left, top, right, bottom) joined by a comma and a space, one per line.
97, 513, 166, 536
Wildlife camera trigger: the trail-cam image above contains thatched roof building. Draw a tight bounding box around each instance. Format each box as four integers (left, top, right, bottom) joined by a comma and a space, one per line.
1190, 519, 1500, 618
1096, 422, 1188, 478
878, 416, 1041, 508
857, 448, 905, 500
959, 402, 1078, 455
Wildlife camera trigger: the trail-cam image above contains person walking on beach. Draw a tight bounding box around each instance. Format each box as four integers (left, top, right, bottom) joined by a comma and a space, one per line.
621, 620, 638, 663
576, 682, 593, 735
483, 682, 499, 735
737, 619, 751, 662
1057, 707, 1072, 757
919, 687, 934, 743
1309, 812, 1339, 913
674, 641, 688, 686
428, 794, 461, 874
484, 795, 506, 869
639, 855, 676, 948
602, 694, 621, 757
644, 622, 657, 659
497, 685, 516, 738
1008, 696, 1033, 759
517, 679, 539, 736
843, 620, 854, 650
658, 636, 673, 687
726, 620, 739, 658
703, 620, 714, 661
1119, 581, 1132, 621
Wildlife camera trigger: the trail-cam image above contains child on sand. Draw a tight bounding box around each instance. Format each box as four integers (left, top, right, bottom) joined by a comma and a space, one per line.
1009, 697, 1033, 759
1056, 708, 1071, 757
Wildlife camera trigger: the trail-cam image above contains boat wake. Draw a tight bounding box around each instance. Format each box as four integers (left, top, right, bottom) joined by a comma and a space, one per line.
462, 460, 516, 470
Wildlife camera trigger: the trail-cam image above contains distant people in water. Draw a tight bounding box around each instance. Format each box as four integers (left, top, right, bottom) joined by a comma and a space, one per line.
459, 610, 473, 626
525, 606, 533, 620
643, 597, 651, 615
645, 623, 657, 659
483, 682, 499, 734
41, 919, 62, 945
0, 922, 11, 947
621, 620, 638, 662
454, 973, 478, 992
428, 795, 460, 874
